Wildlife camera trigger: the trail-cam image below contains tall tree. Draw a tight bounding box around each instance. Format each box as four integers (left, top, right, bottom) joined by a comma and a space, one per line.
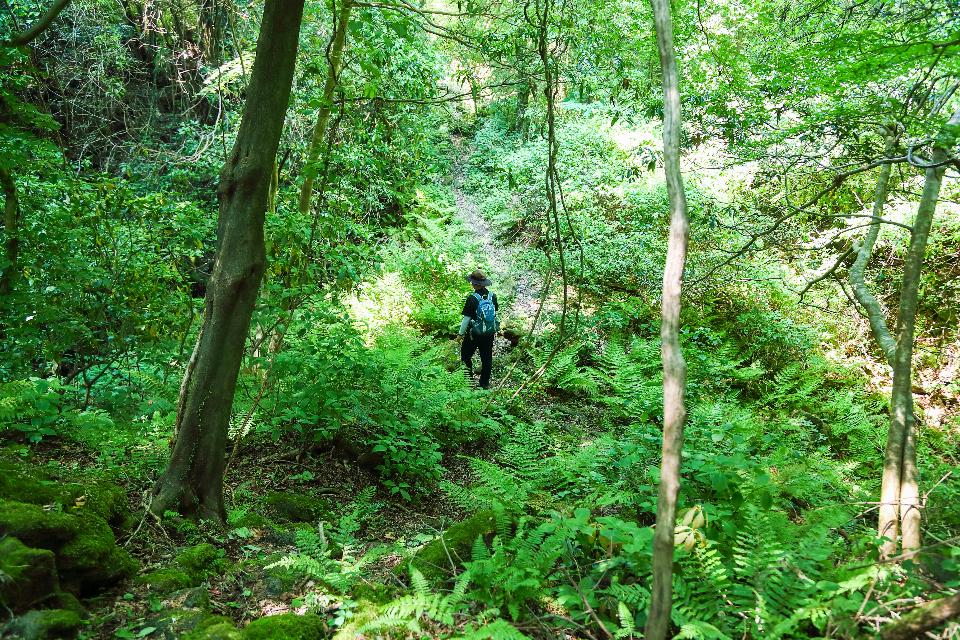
151, 0, 306, 521
644, 0, 690, 636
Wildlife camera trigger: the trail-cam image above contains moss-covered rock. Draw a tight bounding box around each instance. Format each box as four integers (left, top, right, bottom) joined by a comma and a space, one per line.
137, 543, 229, 594
261, 552, 300, 598
0, 458, 130, 530
263, 491, 330, 523
405, 509, 497, 581
176, 542, 229, 578
0, 536, 59, 612
0, 499, 78, 549
53, 591, 86, 617
242, 613, 327, 640
165, 586, 211, 610
3, 608, 82, 640
187, 621, 243, 640
137, 567, 194, 592
57, 512, 137, 592
0, 457, 136, 603
229, 510, 273, 529
145, 609, 224, 640
181, 615, 238, 639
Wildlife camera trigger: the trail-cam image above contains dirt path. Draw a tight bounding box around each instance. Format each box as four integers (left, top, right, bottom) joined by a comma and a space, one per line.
450, 137, 544, 325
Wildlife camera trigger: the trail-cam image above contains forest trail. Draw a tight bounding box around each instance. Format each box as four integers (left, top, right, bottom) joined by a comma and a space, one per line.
449, 136, 544, 329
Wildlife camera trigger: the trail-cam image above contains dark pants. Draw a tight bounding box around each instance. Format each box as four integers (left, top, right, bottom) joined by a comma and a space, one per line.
461, 333, 494, 388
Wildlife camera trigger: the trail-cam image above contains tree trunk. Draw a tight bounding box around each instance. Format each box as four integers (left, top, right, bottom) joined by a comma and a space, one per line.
644, 0, 690, 637
881, 593, 960, 640
0, 168, 19, 295
151, 0, 306, 522
297, 0, 352, 214
878, 108, 960, 555
849, 132, 897, 368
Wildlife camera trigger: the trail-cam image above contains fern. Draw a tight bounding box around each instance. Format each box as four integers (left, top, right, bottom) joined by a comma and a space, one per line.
456, 618, 531, 640
531, 343, 599, 396
363, 567, 471, 633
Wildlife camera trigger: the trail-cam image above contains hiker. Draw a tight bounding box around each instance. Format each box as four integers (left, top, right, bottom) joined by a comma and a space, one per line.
458, 270, 499, 389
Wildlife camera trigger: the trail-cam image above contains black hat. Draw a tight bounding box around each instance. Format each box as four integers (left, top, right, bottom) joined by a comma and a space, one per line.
466, 270, 492, 286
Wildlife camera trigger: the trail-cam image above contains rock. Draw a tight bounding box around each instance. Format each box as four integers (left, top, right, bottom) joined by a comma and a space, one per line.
0, 458, 131, 530
145, 609, 223, 640
136, 568, 194, 592
0, 536, 59, 612
404, 509, 498, 581
53, 591, 86, 617
165, 586, 211, 610
0, 457, 137, 602
263, 492, 331, 524
176, 543, 229, 579
0, 499, 78, 549
242, 613, 327, 640
262, 554, 299, 598
57, 512, 137, 593
137, 543, 229, 594
186, 621, 243, 640
3, 608, 82, 640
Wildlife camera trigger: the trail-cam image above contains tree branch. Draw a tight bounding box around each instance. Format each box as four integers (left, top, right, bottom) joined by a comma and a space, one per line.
2, 0, 72, 47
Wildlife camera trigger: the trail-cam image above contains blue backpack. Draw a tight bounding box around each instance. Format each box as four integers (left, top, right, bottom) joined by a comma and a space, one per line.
471, 292, 497, 338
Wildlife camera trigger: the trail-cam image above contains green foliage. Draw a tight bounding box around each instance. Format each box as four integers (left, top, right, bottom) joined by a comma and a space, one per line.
0, 378, 113, 443
264, 305, 501, 497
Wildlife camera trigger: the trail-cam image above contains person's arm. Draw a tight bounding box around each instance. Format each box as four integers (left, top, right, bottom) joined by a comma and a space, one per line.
458, 315, 472, 336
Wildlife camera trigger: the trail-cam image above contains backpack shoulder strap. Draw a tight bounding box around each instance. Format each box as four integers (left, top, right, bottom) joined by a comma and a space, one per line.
472, 292, 483, 303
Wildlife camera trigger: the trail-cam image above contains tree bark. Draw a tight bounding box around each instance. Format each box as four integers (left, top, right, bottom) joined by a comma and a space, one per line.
2, 0, 72, 47
878, 108, 960, 555
297, 0, 352, 214
151, 0, 306, 522
0, 168, 19, 295
881, 593, 960, 640
644, 0, 690, 637
849, 132, 898, 368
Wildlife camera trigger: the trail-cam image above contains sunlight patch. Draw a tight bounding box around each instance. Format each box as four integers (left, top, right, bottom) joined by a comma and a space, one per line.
344, 271, 412, 341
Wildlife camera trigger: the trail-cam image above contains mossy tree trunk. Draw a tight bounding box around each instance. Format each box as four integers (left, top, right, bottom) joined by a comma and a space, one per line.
151, 0, 306, 522
645, 0, 690, 637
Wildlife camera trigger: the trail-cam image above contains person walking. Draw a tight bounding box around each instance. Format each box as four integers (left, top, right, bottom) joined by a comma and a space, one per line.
458, 270, 499, 389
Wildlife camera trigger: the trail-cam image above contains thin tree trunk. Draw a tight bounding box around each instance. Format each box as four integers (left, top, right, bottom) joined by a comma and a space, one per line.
849, 132, 897, 368
645, 0, 690, 636
151, 0, 306, 522
297, 0, 352, 214
0, 168, 19, 295
879, 108, 960, 555
848, 131, 899, 556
